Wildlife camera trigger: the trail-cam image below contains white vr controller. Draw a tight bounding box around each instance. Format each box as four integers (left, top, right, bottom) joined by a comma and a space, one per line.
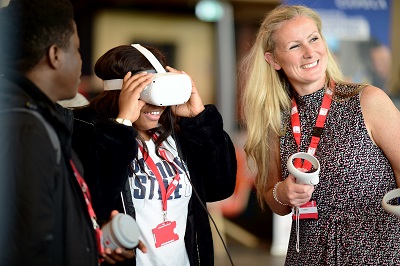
287, 152, 320, 185
382, 188, 400, 218
103, 44, 192, 106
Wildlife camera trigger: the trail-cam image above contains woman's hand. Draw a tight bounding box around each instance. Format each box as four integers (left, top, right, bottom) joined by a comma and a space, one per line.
100, 210, 147, 264
166, 66, 205, 117
101, 240, 147, 265
279, 175, 315, 207
117, 71, 153, 122
101, 246, 135, 265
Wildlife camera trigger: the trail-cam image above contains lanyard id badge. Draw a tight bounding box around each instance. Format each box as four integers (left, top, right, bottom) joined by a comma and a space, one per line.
139, 135, 181, 248
290, 83, 334, 220
152, 220, 179, 248
290, 81, 335, 252
292, 200, 318, 219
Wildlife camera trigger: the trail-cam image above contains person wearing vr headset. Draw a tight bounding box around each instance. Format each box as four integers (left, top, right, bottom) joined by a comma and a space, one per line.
71, 44, 237, 265
240, 4, 400, 266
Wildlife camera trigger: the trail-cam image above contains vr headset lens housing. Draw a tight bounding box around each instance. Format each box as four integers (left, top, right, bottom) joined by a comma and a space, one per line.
102, 44, 192, 106
140, 72, 192, 106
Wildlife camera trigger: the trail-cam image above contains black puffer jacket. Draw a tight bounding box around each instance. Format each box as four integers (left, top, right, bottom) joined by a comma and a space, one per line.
72, 104, 237, 266
0, 70, 98, 266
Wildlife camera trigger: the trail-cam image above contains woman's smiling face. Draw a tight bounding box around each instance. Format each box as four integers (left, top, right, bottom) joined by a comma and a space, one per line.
265, 16, 328, 93
133, 104, 166, 138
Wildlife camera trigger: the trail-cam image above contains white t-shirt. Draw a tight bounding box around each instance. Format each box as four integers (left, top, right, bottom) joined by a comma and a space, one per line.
129, 136, 192, 266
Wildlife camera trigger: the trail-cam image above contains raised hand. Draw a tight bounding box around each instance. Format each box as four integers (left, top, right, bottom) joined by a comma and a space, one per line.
117, 71, 153, 122
166, 66, 205, 118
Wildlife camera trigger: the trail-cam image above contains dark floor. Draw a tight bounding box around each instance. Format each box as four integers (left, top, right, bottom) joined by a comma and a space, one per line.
214, 240, 286, 266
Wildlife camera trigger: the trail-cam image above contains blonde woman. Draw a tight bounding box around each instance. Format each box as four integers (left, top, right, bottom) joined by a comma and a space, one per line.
240, 4, 400, 265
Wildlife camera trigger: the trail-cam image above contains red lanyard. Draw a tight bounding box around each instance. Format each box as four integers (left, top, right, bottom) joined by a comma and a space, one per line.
138, 135, 180, 220
70, 159, 104, 257
291, 81, 334, 170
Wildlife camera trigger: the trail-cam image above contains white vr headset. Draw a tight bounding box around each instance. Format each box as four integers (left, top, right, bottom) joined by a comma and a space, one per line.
102, 44, 192, 106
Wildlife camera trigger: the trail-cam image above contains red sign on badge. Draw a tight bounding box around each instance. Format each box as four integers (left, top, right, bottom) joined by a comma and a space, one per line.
292, 200, 318, 220
152, 221, 179, 248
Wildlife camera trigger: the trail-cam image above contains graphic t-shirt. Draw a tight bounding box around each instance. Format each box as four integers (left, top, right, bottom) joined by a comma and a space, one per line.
130, 135, 192, 266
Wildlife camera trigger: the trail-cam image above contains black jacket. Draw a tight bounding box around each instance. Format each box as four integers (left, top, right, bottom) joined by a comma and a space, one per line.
0, 71, 98, 266
72, 104, 237, 265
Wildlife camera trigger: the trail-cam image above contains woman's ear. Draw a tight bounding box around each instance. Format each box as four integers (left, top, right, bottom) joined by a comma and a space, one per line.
264, 52, 281, 70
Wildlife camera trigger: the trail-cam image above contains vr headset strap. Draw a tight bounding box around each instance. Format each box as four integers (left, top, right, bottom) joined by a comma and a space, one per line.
131, 44, 166, 73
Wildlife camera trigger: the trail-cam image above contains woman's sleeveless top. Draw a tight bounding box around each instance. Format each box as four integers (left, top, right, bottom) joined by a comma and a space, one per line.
280, 83, 400, 265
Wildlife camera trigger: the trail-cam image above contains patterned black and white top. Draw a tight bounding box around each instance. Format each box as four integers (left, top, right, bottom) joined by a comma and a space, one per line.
280, 83, 400, 265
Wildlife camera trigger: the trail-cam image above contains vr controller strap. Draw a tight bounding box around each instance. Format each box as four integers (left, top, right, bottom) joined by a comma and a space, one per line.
131, 44, 166, 73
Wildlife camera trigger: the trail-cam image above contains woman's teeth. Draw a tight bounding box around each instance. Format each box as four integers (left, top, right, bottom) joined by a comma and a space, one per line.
302, 61, 318, 69
145, 111, 161, 115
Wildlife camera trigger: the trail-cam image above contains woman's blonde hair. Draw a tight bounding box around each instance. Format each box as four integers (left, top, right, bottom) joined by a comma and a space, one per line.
239, 5, 344, 209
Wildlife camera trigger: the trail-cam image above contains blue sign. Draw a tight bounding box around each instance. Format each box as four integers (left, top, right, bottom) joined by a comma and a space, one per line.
282, 0, 392, 47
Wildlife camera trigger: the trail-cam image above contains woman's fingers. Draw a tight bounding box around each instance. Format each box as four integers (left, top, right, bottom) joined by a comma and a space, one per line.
122, 72, 153, 95
137, 241, 147, 253
166, 66, 180, 73
283, 175, 315, 206
165, 66, 205, 117
118, 72, 152, 121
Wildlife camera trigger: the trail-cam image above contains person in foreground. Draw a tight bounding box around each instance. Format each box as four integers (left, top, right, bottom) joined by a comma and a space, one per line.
240, 4, 400, 265
0, 0, 136, 264
72, 44, 237, 265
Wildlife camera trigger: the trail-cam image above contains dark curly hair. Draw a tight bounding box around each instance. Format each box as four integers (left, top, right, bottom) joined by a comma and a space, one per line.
0, 0, 75, 72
